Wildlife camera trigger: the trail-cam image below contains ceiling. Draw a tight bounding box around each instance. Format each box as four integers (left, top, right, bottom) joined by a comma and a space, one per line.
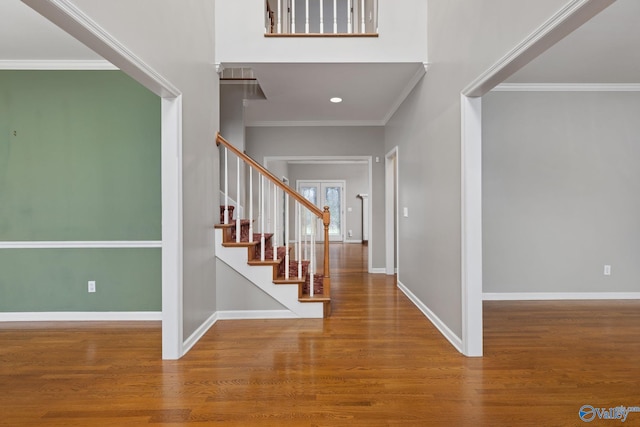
243, 62, 425, 126
2, 0, 639, 125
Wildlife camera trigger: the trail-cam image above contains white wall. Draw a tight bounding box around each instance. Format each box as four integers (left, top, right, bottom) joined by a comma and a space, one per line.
215, 0, 427, 64
69, 0, 220, 340
483, 90, 640, 294
246, 125, 386, 268
385, 0, 570, 344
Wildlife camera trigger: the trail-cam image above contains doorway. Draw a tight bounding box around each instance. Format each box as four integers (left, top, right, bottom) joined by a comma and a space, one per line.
385, 147, 398, 275
297, 180, 346, 242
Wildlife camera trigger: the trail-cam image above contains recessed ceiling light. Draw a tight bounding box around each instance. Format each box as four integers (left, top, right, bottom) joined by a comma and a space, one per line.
330, 97, 343, 103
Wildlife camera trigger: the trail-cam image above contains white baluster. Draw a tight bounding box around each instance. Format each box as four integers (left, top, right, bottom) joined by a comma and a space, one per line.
304, 209, 308, 260
235, 157, 240, 242
319, 0, 324, 33
310, 217, 315, 296
249, 168, 253, 242
347, 0, 352, 34
273, 185, 278, 261
305, 0, 309, 33
224, 148, 229, 224
291, 0, 296, 33
361, 0, 365, 33
278, 0, 283, 33
285, 193, 290, 279
333, 0, 337, 33
260, 175, 265, 261
297, 202, 302, 279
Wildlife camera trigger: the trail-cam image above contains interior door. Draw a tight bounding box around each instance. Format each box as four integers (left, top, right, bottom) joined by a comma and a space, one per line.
297, 180, 345, 241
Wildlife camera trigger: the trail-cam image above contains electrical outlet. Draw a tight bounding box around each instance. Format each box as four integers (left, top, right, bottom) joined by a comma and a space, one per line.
88, 280, 96, 293
604, 265, 611, 276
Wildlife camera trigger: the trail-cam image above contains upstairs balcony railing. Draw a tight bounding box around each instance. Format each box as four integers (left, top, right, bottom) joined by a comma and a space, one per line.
266, 0, 378, 36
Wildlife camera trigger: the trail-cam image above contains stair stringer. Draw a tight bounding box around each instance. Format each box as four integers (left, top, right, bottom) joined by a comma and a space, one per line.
214, 229, 324, 318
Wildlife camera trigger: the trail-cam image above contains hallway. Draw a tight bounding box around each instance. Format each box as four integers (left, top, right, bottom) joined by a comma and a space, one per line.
1, 243, 640, 425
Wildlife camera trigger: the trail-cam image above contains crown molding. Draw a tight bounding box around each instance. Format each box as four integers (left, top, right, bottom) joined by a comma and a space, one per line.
463, 0, 615, 97
0, 59, 117, 70
246, 119, 384, 127
381, 62, 428, 125
493, 83, 640, 92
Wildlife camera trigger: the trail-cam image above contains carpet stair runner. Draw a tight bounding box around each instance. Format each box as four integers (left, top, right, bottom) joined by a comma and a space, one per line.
215, 206, 326, 301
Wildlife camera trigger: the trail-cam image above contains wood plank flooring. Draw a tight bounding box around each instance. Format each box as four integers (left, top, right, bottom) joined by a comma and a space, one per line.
1, 243, 640, 426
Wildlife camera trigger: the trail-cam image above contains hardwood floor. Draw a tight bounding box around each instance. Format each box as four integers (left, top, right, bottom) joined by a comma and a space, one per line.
1, 243, 640, 426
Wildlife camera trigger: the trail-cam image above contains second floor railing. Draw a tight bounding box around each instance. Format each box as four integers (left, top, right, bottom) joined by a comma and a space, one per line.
266, 0, 378, 35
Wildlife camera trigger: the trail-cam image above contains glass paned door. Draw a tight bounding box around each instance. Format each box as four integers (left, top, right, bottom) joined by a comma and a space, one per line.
297, 180, 345, 241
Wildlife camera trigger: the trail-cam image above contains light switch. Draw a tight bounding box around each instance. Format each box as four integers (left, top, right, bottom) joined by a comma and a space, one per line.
403, 207, 408, 218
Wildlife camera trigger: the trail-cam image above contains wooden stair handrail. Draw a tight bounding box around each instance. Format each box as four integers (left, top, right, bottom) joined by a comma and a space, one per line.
217, 132, 331, 304
216, 132, 324, 220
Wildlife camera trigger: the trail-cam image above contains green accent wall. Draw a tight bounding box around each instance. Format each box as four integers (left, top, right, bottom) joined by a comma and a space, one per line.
0, 71, 161, 313
0, 249, 161, 311
0, 71, 160, 241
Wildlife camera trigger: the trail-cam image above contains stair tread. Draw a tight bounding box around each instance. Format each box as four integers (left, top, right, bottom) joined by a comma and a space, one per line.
222, 241, 260, 248
272, 278, 306, 285
247, 259, 281, 266
298, 294, 330, 302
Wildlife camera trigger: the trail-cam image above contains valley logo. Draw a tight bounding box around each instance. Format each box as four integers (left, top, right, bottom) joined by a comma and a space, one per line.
579, 405, 640, 423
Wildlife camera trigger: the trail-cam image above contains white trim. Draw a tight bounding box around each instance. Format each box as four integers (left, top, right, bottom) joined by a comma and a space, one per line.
0, 241, 161, 249
246, 120, 385, 127
0, 59, 117, 70
385, 146, 399, 276
266, 155, 371, 163
216, 310, 298, 320
369, 267, 386, 274
161, 96, 184, 360
287, 159, 368, 165
462, 0, 615, 97
397, 281, 463, 353
344, 239, 364, 244
0, 312, 161, 322
181, 312, 218, 355
484, 292, 640, 301
367, 156, 373, 274
493, 83, 640, 92
381, 64, 427, 124
460, 95, 483, 357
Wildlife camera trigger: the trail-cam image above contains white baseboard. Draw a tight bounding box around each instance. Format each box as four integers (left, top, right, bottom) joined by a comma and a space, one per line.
182, 312, 219, 355
397, 281, 463, 353
369, 267, 386, 274
483, 292, 640, 301
216, 310, 297, 320
0, 311, 161, 322
344, 239, 363, 244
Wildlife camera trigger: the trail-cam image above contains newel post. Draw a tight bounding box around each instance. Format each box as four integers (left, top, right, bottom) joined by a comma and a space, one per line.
322, 206, 331, 295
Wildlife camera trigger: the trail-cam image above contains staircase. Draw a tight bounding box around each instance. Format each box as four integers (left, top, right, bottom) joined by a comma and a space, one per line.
215, 133, 331, 318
